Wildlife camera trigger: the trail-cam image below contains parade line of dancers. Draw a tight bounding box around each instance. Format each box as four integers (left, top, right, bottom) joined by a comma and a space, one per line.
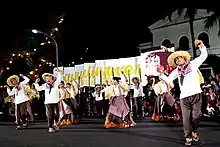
4, 39, 207, 146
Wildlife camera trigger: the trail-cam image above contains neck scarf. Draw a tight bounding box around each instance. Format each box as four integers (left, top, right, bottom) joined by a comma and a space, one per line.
177, 61, 192, 85
134, 83, 140, 89
96, 90, 101, 97
15, 85, 21, 96
46, 82, 54, 94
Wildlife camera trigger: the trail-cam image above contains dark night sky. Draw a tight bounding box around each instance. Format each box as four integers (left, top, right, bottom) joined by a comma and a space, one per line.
0, 8, 173, 65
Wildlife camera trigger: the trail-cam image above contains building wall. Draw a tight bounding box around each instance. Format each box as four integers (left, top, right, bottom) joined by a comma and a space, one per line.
150, 18, 220, 57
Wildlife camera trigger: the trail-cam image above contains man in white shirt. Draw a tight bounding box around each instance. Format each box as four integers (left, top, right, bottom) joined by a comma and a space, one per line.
92, 85, 105, 116
131, 77, 144, 118
157, 40, 208, 146
34, 68, 63, 133
5, 74, 30, 130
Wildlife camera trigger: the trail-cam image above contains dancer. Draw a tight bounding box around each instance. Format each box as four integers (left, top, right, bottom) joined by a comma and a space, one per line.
5, 74, 30, 130
157, 40, 208, 146
92, 85, 105, 117
34, 68, 63, 133
104, 71, 135, 128
24, 84, 34, 122
131, 77, 144, 118
151, 76, 179, 121
65, 80, 80, 123
27, 84, 40, 117
103, 81, 111, 117
57, 81, 74, 126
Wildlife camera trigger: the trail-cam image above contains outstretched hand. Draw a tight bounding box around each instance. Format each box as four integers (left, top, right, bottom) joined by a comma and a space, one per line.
156, 66, 164, 74
4, 85, 9, 88
194, 39, 203, 47
19, 74, 24, 77
35, 78, 40, 83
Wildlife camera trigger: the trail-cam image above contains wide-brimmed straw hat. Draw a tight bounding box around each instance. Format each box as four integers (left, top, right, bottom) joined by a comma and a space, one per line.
131, 77, 140, 83
95, 85, 102, 89
167, 51, 191, 67
42, 73, 55, 81
7, 75, 19, 86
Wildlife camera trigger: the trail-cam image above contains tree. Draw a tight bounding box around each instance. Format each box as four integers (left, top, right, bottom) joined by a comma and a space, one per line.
204, 9, 220, 36
167, 8, 198, 58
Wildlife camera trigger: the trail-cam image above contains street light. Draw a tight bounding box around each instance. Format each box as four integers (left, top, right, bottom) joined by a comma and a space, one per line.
32, 29, 59, 67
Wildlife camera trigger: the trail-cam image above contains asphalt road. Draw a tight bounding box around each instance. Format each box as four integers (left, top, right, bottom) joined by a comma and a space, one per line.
0, 117, 219, 147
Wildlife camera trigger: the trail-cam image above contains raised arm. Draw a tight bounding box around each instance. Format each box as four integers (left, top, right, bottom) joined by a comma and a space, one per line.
191, 41, 208, 69
20, 74, 30, 85
120, 72, 129, 92
71, 80, 79, 97
54, 71, 63, 87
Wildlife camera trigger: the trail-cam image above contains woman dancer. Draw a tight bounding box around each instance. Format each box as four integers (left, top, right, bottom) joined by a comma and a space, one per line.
151, 76, 179, 121
104, 71, 135, 128
57, 81, 73, 126
65, 80, 80, 123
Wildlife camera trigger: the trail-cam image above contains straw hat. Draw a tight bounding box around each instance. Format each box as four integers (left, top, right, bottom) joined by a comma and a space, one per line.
95, 85, 102, 89
42, 73, 55, 81
7, 75, 19, 87
167, 51, 191, 67
131, 77, 140, 83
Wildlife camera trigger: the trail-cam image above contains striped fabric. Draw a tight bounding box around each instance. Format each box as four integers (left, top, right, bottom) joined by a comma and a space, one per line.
108, 95, 130, 120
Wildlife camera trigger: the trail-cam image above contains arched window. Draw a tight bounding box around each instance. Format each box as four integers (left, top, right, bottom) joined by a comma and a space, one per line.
179, 36, 190, 50
198, 32, 210, 48
161, 39, 171, 48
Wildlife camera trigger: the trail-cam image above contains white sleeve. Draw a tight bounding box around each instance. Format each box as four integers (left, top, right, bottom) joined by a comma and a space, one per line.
191, 45, 208, 69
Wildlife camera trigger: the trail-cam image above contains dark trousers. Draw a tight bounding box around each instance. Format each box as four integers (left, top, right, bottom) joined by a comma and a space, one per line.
45, 104, 59, 128
96, 100, 103, 116
31, 98, 39, 114
136, 97, 143, 116
16, 102, 28, 126
180, 93, 202, 138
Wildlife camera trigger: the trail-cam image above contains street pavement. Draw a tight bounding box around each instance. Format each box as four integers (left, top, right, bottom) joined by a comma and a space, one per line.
0, 117, 219, 147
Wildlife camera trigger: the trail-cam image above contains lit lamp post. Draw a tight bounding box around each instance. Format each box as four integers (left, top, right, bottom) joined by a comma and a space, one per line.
32, 29, 59, 67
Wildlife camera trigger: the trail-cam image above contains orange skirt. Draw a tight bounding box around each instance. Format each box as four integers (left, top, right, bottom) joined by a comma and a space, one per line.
104, 119, 133, 128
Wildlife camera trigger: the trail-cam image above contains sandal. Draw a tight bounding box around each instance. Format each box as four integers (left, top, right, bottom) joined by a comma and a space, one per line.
16, 126, 23, 130
185, 138, 192, 146
192, 132, 200, 142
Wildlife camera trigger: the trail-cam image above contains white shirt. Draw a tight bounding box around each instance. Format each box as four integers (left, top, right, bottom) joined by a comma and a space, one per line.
160, 45, 208, 99
92, 89, 105, 101
7, 76, 30, 105
132, 84, 144, 98
34, 72, 63, 104
153, 81, 168, 96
